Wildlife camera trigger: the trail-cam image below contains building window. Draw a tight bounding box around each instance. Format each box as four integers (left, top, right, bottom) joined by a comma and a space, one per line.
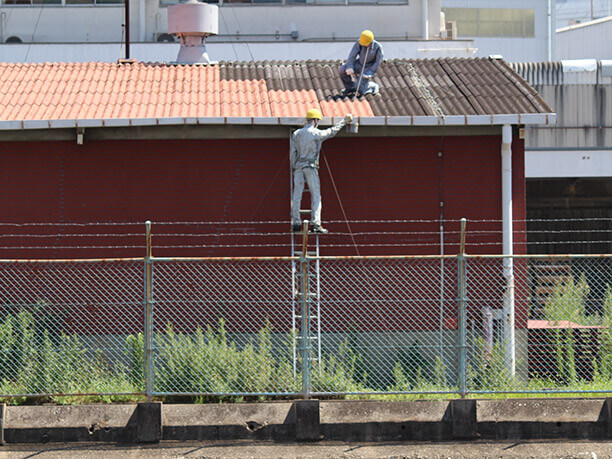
160, 0, 407, 5
1, 0, 121, 4
442, 8, 535, 38
2, 0, 61, 4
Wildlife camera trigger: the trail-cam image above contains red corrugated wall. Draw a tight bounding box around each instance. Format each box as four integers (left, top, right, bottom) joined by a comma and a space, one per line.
0, 134, 525, 258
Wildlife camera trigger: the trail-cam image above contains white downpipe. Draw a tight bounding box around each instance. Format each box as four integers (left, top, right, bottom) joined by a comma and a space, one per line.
547, 0, 552, 61
502, 124, 515, 378
422, 0, 429, 40
139, 0, 146, 42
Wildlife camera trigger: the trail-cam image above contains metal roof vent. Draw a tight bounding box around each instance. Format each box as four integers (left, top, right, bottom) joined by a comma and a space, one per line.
168, 0, 218, 65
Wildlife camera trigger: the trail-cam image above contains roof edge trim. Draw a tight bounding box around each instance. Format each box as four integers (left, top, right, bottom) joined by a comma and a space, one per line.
0, 114, 557, 131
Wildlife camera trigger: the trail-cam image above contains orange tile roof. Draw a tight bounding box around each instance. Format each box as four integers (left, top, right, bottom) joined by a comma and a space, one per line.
528, 320, 603, 330
0, 59, 552, 123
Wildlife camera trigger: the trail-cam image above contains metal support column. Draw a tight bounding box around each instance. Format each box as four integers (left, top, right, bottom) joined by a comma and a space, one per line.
300, 221, 311, 400
501, 124, 516, 377
144, 220, 154, 401
458, 218, 467, 398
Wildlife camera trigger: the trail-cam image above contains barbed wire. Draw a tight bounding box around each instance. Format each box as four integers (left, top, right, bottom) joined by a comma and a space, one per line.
0, 219, 607, 252
0, 229, 608, 238
0, 218, 609, 227
0, 222, 144, 227
0, 233, 145, 238
0, 246, 147, 250
467, 240, 612, 246
1, 240, 608, 250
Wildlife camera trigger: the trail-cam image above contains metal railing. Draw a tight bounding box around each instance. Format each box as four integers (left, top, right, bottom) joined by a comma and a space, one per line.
0, 221, 610, 399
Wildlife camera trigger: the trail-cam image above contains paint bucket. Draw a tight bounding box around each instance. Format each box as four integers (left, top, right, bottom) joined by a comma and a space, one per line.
346, 122, 359, 134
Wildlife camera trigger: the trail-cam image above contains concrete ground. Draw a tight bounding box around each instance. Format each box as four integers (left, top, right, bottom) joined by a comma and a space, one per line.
0, 440, 610, 458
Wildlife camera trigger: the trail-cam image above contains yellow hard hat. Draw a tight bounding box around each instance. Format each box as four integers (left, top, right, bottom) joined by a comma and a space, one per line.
359, 30, 374, 46
306, 108, 322, 120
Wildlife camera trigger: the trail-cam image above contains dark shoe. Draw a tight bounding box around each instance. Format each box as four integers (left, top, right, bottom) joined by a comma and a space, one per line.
312, 225, 329, 234
292, 223, 303, 232
341, 88, 356, 96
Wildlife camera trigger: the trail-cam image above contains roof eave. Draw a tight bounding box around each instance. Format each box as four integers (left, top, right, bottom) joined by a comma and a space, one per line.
0, 113, 557, 131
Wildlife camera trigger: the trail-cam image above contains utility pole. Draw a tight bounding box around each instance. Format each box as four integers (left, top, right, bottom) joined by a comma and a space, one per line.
125, 0, 131, 59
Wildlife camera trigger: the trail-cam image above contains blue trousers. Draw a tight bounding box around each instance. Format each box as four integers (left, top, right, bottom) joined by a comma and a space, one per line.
339, 63, 370, 94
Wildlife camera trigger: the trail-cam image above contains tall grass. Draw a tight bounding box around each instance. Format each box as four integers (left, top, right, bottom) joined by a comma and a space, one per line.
2, 276, 612, 404
543, 275, 590, 384
0, 307, 139, 405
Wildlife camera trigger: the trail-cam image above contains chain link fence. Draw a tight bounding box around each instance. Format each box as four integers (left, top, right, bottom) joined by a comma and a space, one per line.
0, 259, 144, 397
0, 253, 610, 398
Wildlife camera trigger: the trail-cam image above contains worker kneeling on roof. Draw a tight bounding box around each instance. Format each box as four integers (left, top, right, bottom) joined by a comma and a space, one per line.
290, 109, 353, 234
339, 30, 383, 96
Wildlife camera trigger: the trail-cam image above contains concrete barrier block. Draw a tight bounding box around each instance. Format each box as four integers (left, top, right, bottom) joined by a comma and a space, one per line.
163, 402, 294, 440
320, 400, 452, 441
451, 399, 477, 439
4, 404, 137, 443
295, 400, 320, 441
606, 398, 612, 438
130, 402, 162, 443
0, 403, 5, 445
478, 399, 607, 439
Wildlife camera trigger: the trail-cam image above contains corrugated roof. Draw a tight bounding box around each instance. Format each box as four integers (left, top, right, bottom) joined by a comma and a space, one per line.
0, 58, 553, 124
510, 62, 565, 86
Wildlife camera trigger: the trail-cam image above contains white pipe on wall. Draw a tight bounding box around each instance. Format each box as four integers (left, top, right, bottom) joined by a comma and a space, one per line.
501, 124, 515, 377
422, 0, 428, 40
547, 0, 552, 61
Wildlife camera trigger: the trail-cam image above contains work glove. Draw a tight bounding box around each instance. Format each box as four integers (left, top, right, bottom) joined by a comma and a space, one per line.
346, 68, 355, 76
344, 113, 354, 123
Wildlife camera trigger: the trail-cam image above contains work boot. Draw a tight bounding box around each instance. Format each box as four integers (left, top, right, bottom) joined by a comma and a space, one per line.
312, 224, 329, 234
292, 223, 303, 233
341, 88, 356, 97
358, 81, 379, 97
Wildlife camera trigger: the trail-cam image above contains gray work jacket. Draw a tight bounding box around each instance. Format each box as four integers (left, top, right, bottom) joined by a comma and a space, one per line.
290, 120, 347, 170
346, 40, 384, 77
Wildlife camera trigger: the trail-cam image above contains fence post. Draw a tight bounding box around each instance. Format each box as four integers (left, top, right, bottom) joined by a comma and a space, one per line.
501, 124, 516, 378
300, 220, 311, 400
144, 220, 154, 402
458, 218, 467, 398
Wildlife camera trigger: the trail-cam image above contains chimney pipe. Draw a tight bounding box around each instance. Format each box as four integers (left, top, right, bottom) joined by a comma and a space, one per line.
168, 0, 218, 65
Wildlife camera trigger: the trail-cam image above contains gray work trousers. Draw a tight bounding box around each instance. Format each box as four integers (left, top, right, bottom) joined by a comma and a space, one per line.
292, 166, 322, 226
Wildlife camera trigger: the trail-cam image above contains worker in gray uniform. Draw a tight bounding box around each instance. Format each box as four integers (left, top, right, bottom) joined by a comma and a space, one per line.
338, 29, 383, 96
290, 108, 354, 234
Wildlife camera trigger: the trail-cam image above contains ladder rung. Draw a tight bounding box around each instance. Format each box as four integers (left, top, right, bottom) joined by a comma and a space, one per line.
299, 209, 310, 214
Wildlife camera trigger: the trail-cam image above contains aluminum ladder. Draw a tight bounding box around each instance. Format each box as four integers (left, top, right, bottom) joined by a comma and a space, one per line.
290, 180, 322, 376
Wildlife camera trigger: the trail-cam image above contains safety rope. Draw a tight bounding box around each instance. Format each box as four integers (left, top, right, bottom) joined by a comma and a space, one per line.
322, 152, 360, 256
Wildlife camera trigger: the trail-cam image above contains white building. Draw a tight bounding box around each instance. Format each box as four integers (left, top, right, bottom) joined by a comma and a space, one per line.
512, 60, 612, 255
556, 0, 612, 28
0, 0, 478, 62
557, 16, 612, 59
440, 0, 556, 62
